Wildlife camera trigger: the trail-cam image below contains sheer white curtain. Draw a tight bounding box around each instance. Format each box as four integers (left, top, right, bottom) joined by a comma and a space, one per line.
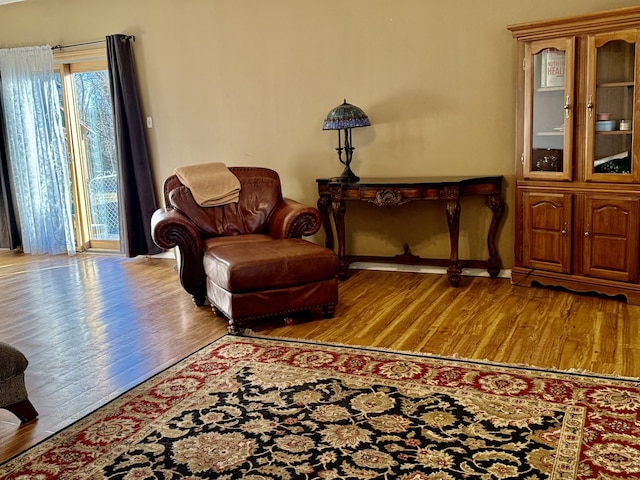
0, 46, 75, 255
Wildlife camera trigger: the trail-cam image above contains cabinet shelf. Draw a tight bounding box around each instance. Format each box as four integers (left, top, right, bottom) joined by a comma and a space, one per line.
597, 81, 634, 88
536, 86, 564, 92
595, 130, 632, 135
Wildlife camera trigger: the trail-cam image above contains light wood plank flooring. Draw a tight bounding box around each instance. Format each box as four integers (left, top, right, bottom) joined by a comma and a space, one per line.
1, 251, 639, 463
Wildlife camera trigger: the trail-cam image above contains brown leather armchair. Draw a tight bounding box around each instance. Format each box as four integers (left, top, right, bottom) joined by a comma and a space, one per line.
151, 167, 338, 330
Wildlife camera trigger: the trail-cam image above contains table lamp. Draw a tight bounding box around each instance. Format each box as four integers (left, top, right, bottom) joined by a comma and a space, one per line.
322, 99, 370, 183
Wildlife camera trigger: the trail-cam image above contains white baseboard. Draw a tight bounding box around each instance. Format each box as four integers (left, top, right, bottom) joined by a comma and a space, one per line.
151, 251, 176, 260
148, 250, 511, 279
349, 261, 511, 279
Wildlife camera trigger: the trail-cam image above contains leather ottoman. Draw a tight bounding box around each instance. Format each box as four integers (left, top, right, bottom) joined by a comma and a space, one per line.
204, 238, 339, 333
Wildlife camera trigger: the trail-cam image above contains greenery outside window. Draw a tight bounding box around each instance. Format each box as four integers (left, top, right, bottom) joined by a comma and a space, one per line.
54, 47, 120, 252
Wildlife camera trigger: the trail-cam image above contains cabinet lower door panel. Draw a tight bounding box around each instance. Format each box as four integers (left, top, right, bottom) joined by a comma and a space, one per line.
583, 196, 640, 282
522, 192, 572, 272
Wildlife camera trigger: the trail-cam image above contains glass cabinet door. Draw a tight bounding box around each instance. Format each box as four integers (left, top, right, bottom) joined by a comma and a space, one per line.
523, 38, 574, 180
585, 31, 639, 182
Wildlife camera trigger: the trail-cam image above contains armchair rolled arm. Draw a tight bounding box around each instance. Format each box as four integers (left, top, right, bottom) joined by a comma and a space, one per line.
150, 208, 207, 306
268, 198, 322, 238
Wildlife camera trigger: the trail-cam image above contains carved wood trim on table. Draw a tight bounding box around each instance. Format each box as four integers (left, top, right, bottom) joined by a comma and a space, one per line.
316, 176, 505, 286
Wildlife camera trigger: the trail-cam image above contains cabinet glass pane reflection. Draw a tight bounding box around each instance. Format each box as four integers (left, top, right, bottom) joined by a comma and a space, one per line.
532, 48, 565, 173
592, 40, 634, 175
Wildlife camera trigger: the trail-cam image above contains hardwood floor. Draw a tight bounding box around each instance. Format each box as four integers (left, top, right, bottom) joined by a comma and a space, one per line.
1, 250, 639, 463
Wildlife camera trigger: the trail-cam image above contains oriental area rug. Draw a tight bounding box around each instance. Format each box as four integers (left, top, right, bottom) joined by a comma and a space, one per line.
2, 336, 640, 479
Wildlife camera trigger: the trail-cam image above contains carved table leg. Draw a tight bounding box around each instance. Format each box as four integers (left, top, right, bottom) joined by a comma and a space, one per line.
331, 198, 349, 279
486, 193, 505, 278
444, 187, 461, 287
317, 194, 334, 251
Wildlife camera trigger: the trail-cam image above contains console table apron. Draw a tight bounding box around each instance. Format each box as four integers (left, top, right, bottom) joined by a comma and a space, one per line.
316, 176, 505, 285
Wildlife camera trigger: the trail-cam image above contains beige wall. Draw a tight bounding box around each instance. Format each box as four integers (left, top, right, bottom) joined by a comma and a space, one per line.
2, 0, 639, 266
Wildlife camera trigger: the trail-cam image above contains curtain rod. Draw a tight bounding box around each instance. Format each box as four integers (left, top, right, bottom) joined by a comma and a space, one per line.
51, 35, 135, 51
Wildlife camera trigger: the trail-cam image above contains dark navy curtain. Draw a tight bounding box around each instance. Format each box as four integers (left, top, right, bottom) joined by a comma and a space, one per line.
106, 34, 161, 257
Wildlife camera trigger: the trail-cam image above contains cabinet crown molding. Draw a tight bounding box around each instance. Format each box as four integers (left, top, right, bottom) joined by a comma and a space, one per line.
508, 6, 640, 41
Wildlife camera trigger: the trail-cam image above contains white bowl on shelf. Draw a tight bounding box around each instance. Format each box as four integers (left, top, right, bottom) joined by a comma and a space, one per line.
595, 120, 617, 131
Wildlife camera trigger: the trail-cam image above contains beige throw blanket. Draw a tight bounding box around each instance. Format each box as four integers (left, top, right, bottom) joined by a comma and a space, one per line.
174, 162, 241, 207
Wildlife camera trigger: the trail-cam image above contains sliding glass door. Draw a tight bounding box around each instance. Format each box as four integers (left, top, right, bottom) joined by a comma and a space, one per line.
56, 51, 120, 252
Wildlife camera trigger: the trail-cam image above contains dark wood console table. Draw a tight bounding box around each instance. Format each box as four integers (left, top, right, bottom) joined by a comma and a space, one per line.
316, 176, 505, 285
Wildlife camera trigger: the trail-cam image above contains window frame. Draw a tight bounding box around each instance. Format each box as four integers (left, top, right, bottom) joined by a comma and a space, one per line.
54, 47, 120, 252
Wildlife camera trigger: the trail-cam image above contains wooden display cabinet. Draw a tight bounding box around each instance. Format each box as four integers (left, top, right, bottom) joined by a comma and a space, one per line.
508, 7, 640, 304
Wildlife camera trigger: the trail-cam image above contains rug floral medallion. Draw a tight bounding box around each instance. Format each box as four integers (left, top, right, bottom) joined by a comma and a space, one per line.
2, 336, 640, 479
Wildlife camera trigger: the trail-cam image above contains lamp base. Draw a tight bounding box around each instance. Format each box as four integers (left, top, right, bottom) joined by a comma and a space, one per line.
337, 165, 360, 183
